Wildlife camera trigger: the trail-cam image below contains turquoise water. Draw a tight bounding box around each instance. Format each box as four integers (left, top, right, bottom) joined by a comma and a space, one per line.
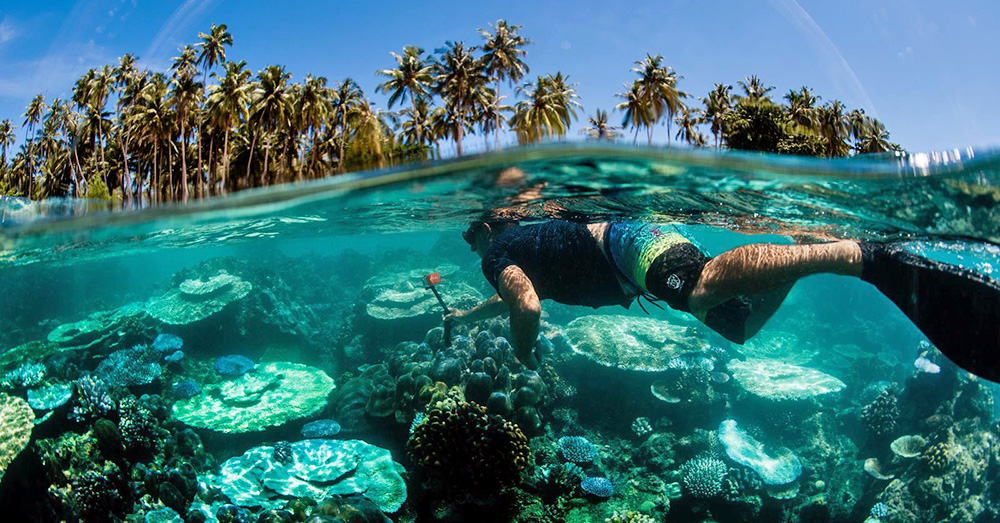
0, 144, 998, 522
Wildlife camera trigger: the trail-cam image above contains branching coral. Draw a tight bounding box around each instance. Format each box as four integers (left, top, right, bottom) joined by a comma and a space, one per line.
862, 388, 899, 437
407, 401, 529, 493
679, 455, 728, 499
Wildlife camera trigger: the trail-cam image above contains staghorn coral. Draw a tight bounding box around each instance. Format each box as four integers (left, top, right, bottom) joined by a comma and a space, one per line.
679, 455, 728, 498
407, 401, 529, 493
1, 362, 46, 389
632, 417, 653, 438
862, 388, 900, 437
71, 374, 115, 423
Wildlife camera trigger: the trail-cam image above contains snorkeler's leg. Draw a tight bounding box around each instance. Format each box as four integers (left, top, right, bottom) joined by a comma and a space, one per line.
859, 242, 1000, 381
743, 283, 794, 338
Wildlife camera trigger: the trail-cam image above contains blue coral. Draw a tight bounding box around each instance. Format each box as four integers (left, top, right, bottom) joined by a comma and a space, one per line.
558, 436, 597, 464
1, 362, 46, 389
97, 345, 162, 387
410, 412, 425, 434
871, 502, 889, 518
214, 355, 255, 376
680, 455, 729, 498
172, 380, 201, 399
152, 333, 184, 353
301, 419, 341, 438
71, 374, 115, 422
580, 476, 614, 498
164, 351, 185, 363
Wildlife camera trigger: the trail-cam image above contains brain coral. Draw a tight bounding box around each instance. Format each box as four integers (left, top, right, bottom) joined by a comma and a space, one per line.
0, 393, 34, 482
207, 439, 406, 512
564, 315, 708, 372
172, 362, 334, 433
407, 402, 529, 492
728, 359, 845, 400
148, 271, 252, 325
718, 420, 801, 485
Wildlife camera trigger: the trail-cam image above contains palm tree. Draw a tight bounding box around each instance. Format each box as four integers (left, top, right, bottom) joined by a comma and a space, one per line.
376, 46, 434, 145
250, 65, 292, 185
816, 100, 850, 157
738, 75, 775, 102
477, 20, 531, 148
855, 118, 897, 154
0, 119, 14, 165
130, 75, 173, 203
580, 109, 620, 141
630, 54, 686, 145
169, 67, 203, 201
510, 73, 581, 144
701, 84, 732, 147
433, 41, 487, 156
23, 94, 46, 180
784, 86, 819, 128
196, 24, 233, 197
674, 107, 705, 146
294, 74, 331, 180
206, 60, 250, 194
615, 80, 652, 143
331, 78, 364, 170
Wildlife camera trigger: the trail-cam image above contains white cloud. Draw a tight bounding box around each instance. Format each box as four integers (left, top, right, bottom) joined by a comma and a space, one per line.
0, 16, 18, 47
0, 40, 112, 100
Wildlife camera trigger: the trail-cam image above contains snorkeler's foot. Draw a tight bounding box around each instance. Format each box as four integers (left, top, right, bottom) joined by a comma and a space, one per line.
516, 344, 541, 370
859, 241, 1000, 381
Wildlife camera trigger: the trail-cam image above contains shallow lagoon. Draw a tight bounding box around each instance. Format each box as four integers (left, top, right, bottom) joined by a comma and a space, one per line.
0, 145, 998, 523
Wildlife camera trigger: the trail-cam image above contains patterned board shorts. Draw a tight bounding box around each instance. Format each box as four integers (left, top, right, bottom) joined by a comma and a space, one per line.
606, 222, 753, 343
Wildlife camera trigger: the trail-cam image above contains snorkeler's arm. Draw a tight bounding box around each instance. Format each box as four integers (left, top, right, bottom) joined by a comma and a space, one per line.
446, 294, 506, 323
688, 241, 862, 312
497, 265, 542, 368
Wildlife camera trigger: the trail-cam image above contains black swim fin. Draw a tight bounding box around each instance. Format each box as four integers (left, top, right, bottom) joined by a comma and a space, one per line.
860, 242, 1000, 382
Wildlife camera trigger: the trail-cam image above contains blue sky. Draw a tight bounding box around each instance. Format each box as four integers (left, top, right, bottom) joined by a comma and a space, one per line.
0, 0, 997, 153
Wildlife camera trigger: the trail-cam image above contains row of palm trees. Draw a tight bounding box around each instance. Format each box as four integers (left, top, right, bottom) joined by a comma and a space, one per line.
592, 60, 898, 156
0, 22, 898, 205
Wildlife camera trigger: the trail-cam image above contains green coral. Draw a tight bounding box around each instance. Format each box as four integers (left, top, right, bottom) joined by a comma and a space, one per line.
148, 271, 252, 325
0, 392, 35, 482
564, 315, 708, 372
172, 362, 334, 433
206, 439, 406, 512
43, 303, 152, 353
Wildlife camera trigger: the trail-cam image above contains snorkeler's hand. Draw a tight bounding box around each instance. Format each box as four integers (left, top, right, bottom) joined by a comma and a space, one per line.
443, 309, 468, 324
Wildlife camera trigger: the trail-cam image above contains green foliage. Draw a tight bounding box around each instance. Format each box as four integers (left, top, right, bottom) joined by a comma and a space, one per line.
84, 174, 111, 200
778, 127, 826, 157
722, 98, 788, 153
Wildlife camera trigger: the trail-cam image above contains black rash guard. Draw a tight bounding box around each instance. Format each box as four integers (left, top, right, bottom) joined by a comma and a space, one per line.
481, 221, 632, 308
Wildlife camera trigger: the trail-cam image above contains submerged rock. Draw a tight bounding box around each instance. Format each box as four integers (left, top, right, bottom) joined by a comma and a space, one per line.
173, 362, 334, 433
718, 419, 802, 485
204, 439, 406, 512
563, 314, 708, 371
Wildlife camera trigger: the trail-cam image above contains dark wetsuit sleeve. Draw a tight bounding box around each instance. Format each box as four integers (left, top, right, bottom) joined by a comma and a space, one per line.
482, 242, 515, 293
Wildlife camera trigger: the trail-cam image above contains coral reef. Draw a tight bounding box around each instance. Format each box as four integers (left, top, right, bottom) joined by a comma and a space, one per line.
680, 455, 728, 498
147, 271, 253, 325
718, 420, 801, 485
890, 435, 927, 459
408, 401, 529, 493
204, 439, 406, 512
862, 388, 900, 437
728, 358, 845, 400
558, 436, 597, 464
215, 355, 256, 376
27, 382, 73, 410
0, 393, 34, 481
173, 361, 334, 432
1, 362, 46, 389
563, 314, 708, 371
96, 345, 163, 387
71, 374, 115, 423
301, 419, 341, 438
580, 476, 614, 498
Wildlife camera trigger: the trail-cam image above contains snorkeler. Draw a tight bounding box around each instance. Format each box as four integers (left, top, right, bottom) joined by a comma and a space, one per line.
446, 219, 1000, 382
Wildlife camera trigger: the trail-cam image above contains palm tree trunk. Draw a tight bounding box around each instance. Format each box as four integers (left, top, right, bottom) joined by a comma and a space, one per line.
196, 125, 204, 199
246, 131, 257, 188
168, 144, 174, 202
179, 118, 189, 202
118, 137, 130, 207
221, 126, 230, 196
262, 139, 270, 187
72, 145, 83, 197
152, 143, 159, 205
455, 115, 464, 156
206, 134, 215, 196
495, 79, 502, 150
338, 112, 347, 172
